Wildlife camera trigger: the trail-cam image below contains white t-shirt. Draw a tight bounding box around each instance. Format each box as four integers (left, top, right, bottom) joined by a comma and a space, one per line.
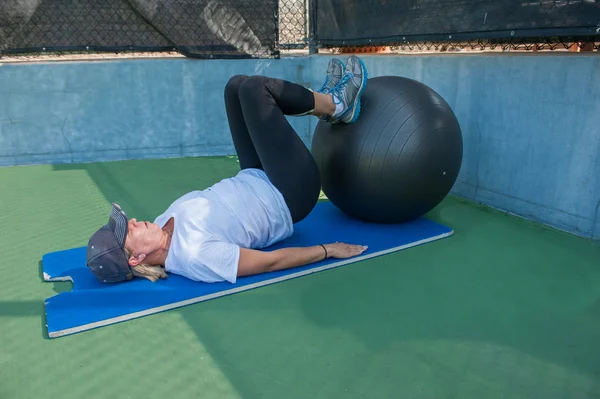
153, 168, 294, 284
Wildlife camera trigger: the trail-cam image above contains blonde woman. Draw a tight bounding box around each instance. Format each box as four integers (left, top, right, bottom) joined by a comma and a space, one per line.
86, 56, 368, 284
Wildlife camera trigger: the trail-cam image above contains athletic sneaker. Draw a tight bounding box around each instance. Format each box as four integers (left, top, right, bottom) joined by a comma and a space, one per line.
318, 58, 345, 95
328, 56, 368, 124
317, 58, 345, 122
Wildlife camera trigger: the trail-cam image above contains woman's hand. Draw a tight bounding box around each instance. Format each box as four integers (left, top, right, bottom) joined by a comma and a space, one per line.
323, 242, 368, 259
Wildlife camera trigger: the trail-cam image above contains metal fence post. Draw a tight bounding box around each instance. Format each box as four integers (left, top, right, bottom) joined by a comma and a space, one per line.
308, 0, 318, 54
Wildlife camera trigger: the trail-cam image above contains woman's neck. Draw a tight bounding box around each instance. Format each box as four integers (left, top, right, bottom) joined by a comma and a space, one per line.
145, 219, 174, 266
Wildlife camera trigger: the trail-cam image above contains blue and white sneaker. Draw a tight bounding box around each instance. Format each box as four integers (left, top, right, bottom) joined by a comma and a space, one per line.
318, 58, 345, 95
317, 58, 345, 122
329, 56, 368, 124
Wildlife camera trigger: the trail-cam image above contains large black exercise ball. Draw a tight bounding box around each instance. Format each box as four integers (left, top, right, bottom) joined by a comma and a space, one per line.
311, 75, 463, 223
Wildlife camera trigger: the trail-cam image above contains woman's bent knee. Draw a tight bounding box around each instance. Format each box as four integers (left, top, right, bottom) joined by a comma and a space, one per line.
238, 75, 269, 102
224, 75, 249, 98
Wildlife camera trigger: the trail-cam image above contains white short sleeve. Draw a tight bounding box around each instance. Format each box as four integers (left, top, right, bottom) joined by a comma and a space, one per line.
191, 240, 241, 284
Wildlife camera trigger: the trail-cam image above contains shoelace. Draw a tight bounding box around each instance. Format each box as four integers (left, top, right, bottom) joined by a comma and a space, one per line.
318, 75, 333, 94
329, 71, 353, 105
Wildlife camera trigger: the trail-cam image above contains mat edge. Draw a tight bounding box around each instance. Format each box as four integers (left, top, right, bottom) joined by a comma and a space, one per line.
48, 229, 454, 338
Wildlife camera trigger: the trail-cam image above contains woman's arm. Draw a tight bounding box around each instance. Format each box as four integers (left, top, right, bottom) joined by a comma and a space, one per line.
237, 242, 367, 277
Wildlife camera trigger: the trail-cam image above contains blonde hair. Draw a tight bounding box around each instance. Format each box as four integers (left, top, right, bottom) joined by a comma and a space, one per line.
124, 248, 168, 282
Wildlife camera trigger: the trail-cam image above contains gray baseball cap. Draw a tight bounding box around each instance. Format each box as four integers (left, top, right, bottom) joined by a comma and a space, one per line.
86, 203, 133, 283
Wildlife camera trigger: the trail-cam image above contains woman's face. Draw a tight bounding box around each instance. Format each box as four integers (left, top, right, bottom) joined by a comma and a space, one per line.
125, 218, 163, 263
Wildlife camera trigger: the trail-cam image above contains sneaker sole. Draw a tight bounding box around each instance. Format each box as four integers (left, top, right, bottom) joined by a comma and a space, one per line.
342, 57, 368, 124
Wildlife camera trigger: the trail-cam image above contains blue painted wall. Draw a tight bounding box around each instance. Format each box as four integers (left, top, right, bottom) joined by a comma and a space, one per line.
0, 57, 313, 165
1, 54, 599, 240
311, 55, 600, 241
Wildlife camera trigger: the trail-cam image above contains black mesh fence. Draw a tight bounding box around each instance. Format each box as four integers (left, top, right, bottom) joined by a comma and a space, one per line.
1, 0, 599, 58
314, 0, 600, 52
0, 0, 284, 58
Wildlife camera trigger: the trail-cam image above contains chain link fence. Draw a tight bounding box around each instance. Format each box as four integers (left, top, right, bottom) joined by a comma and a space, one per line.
322, 36, 600, 54
315, 0, 600, 53
278, 0, 309, 50
0, 0, 286, 58
1, 0, 598, 59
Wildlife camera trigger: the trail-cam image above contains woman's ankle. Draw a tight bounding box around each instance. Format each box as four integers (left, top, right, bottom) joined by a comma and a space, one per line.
313, 92, 336, 117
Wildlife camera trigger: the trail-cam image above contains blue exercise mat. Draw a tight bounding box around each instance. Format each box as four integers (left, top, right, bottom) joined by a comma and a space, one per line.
42, 201, 453, 338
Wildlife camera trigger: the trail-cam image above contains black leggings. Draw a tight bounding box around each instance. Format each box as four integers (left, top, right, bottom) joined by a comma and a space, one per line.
224, 75, 321, 223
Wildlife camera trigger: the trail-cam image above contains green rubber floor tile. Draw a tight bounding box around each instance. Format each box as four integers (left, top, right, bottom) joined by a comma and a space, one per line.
1, 156, 599, 399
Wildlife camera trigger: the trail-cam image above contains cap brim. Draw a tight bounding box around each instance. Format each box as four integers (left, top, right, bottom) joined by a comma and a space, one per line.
108, 203, 128, 248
